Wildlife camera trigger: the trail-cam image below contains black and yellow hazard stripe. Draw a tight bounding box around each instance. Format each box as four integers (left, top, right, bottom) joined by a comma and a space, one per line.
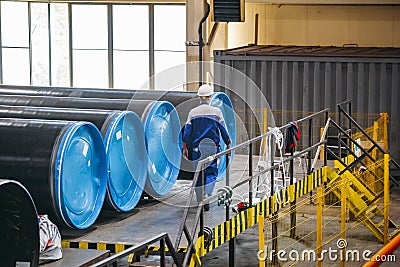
61, 241, 187, 254
202, 166, 329, 256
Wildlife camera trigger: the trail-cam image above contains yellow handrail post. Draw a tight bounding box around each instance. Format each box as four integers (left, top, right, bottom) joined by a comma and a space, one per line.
382, 113, 389, 152
316, 187, 323, 267
341, 175, 347, 267
384, 154, 390, 244
372, 121, 378, 161
258, 215, 265, 267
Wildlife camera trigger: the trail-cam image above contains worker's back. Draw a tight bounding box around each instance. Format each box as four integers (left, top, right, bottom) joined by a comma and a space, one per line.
183, 103, 230, 149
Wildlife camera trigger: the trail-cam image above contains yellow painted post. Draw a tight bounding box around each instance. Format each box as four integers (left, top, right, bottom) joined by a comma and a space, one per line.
372, 121, 378, 160
341, 176, 347, 267
320, 127, 325, 160
316, 187, 323, 267
384, 154, 390, 244
382, 113, 388, 152
258, 215, 265, 267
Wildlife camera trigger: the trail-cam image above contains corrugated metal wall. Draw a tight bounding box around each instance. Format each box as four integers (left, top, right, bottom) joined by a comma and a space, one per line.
214, 46, 400, 160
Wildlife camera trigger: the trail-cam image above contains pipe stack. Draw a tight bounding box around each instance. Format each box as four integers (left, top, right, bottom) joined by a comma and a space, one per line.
0, 85, 236, 229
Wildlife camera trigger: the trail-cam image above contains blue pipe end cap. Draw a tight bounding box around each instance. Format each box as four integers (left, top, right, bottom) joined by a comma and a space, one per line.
211, 92, 236, 181
54, 122, 107, 229
144, 101, 181, 197
104, 111, 147, 212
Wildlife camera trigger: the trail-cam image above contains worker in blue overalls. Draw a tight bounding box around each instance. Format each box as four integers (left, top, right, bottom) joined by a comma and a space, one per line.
183, 84, 231, 211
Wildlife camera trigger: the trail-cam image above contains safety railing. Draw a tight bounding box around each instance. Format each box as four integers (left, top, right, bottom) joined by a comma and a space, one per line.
335, 101, 400, 188
90, 233, 181, 267
175, 108, 330, 267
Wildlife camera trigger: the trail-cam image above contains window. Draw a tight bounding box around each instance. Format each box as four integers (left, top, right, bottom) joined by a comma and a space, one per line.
72, 5, 108, 88
31, 3, 50, 85
50, 4, 70, 86
113, 5, 149, 89
0, 2, 186, 89
1, 1, 30, 84
154, 5, 186, 90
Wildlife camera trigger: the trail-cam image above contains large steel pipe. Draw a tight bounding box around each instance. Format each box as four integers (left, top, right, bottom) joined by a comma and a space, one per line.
0, 84, 197, 106
0, 95, 181, 197
0, 179, 39, 267
0, 105, 147, 212
0, 118, 108, 229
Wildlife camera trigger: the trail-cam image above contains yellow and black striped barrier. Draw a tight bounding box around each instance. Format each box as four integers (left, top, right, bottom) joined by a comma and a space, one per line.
204, 166, 328, 254
61, 240, 187, 255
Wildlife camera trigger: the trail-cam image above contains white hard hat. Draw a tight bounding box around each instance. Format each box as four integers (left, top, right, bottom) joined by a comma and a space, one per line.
197, 84, 213, 97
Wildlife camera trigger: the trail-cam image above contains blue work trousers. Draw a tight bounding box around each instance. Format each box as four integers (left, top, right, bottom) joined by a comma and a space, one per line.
192, 145, 219, 202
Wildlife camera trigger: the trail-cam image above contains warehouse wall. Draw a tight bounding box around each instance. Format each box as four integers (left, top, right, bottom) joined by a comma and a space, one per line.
208, 3, 400, 56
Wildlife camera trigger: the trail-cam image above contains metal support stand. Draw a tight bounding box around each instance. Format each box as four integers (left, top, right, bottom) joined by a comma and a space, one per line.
289, 150, 296, 239
308, 118, 313, 203
200, 167, 205, 239
340, 175, 347, 267
249, 143, 253, 207
316, 187, 323, 267
227, 201, 235, 267
270, 135, 278, 265
160, 239, 165, 267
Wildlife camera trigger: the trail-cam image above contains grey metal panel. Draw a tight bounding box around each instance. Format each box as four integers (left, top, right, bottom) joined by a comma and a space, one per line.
314, 62, 321, 111
214, 46, 400, 160
292, 61, 301, 113
346, 63, 354, 109
335, 63, 343, 104
357, 63, 365, 115
303, 62, 311, 113
368, 63, 377, 114
271, 61, 279, 111
282, 61, 289, 125
325, 62, 332, 110
379, 63, 388, 112
391, 64, 399, 160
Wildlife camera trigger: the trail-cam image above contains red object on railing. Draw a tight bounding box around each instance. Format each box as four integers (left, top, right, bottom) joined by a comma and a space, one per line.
363, 233, 400, 267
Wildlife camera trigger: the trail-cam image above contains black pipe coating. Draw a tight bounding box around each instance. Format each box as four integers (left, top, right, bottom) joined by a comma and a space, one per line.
0, 94, 156, 121
0, 105, 119, 131
0, 118, 107, 229
0, 84, 197, 106
0, 179, 39, 267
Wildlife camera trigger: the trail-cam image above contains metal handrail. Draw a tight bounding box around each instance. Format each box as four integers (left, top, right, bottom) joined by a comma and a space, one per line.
337, 106, 400, 179
90, 233, 181, 267
199, 140, 326, 206
179, 140, 328, 265
175, 108, 329, 265
329, 119, 400, 187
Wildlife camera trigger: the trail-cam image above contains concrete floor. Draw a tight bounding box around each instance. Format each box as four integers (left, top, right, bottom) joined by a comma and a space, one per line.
61, 154, 400, 266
